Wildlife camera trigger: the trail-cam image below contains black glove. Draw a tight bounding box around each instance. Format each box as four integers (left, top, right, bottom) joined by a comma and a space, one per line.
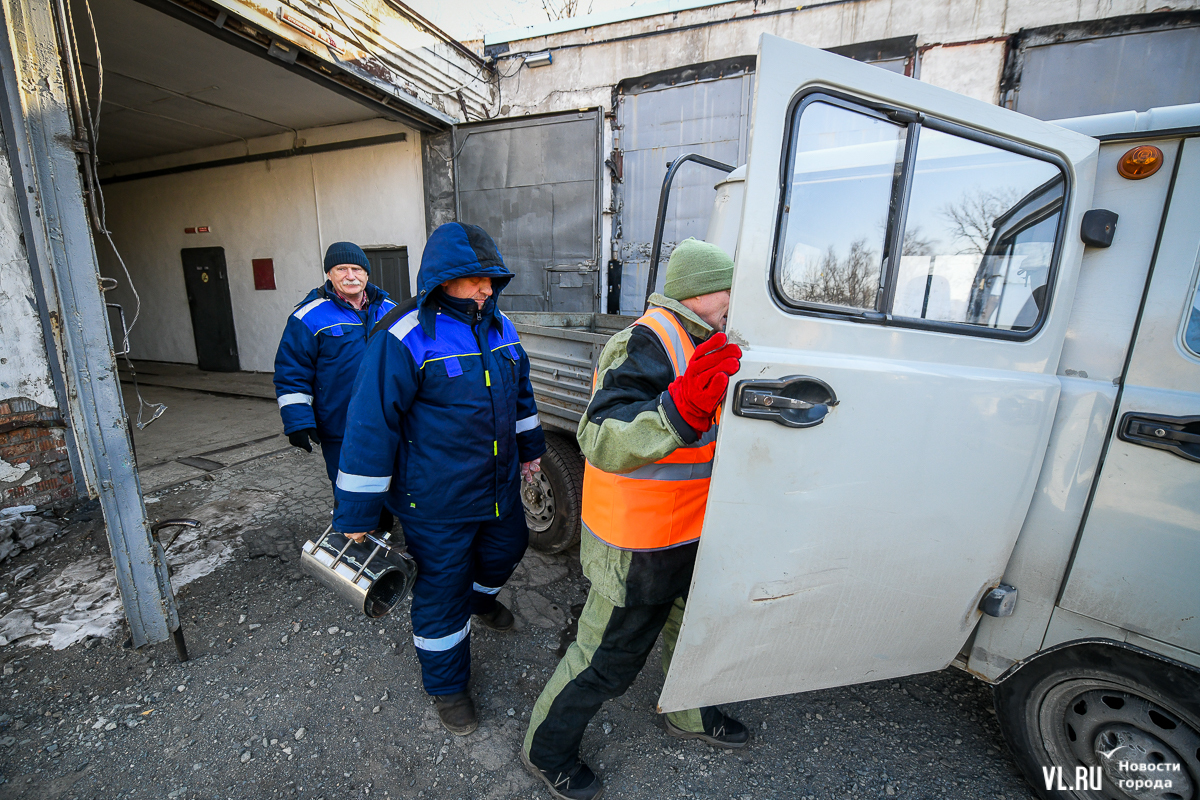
288, 428, 320, 453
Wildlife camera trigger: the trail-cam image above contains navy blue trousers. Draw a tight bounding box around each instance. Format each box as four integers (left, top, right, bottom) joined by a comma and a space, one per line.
401, 502, 528, 695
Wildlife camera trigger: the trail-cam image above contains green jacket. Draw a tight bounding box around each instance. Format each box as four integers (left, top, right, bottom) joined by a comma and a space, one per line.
576, 294, 715, 606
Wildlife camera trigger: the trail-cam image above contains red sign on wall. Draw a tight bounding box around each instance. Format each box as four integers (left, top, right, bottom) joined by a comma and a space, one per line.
252, 258, 276, 290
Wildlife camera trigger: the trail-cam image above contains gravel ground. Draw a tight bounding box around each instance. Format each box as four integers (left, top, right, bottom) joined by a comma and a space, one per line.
0, 447, 1039, 800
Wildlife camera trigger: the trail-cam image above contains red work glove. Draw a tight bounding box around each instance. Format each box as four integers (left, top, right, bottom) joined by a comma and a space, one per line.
667, 332, 742, 434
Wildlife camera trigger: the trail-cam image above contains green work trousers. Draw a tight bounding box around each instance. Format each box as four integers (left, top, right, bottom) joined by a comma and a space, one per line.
522, 587, 707, 774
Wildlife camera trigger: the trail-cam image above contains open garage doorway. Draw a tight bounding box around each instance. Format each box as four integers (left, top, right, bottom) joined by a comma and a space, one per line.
70, 0, 445, 492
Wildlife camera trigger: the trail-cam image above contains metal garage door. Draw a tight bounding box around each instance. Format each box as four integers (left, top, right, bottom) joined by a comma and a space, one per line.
613, 42, 916, 315
614, 71, 755, 314
1009, 22, 1200, 120
454, 111, 601, 312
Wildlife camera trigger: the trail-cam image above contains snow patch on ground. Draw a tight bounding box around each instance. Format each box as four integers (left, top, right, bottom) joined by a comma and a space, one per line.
0, 489, 285, 649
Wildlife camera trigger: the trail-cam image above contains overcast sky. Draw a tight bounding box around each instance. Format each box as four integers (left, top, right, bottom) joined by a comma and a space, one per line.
403, 0, 661, 42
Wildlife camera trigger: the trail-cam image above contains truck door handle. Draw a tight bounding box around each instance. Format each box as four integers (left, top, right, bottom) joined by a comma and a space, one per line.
733, 376, 838, 428
1118, 412, 1200, 463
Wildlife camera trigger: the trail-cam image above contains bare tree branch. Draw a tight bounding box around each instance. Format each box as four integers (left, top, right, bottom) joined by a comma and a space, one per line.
939, 187, 1021, 255
784, 238, 880, 309
540, 0, 594, 21
901, 225, 935, 257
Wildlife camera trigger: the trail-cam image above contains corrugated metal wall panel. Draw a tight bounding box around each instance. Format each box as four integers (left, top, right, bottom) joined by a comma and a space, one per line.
1015, 27, 1200, 120
615, 74, 754, 314
454, 111, 600, 312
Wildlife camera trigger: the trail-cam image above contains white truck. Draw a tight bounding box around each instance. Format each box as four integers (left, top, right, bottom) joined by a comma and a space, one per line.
513, 35, 1200, 799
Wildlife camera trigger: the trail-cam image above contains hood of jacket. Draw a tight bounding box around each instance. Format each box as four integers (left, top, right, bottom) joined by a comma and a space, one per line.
415, 222, 514, 338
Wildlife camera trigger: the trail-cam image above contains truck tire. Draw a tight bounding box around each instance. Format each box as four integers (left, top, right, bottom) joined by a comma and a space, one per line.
993, 642, 1200, 800
522, 432, 584, 554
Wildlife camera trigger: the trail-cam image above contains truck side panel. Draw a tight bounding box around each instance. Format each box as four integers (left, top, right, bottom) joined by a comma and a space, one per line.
968, 137, 1184, 681
510, 312, 635, 435
1042, 607, 1200, 671
1055, 136, 1200, 658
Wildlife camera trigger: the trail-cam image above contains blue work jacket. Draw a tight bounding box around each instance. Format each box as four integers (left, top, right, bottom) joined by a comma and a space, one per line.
273, 281, 395, 444
332, 224, 546, 531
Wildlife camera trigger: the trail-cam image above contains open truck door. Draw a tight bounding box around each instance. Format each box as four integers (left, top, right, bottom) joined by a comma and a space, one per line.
659, 34, 1100, 712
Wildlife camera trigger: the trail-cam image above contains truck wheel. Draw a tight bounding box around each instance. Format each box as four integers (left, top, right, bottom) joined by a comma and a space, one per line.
993, 642, 1200, 800
522, 432, 584, 553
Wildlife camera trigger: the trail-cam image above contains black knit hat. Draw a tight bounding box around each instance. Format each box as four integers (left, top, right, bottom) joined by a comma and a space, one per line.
324, 241, 370, 274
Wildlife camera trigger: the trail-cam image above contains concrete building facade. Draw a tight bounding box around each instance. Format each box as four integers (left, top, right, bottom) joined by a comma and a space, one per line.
475, 0, 1200, 312
84, 0, 492, 375
0, 0, 489, 645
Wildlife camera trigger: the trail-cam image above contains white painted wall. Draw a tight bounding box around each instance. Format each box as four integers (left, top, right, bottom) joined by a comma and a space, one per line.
0, 125, 57, 409
490, 0, 1200, 119
96, 121, 426, 373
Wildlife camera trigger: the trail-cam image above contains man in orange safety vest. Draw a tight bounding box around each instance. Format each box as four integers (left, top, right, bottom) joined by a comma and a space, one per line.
521, 238, 748, 800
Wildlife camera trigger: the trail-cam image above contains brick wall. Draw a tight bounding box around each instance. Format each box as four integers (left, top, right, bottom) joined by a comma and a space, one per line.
0, 397, 76, 509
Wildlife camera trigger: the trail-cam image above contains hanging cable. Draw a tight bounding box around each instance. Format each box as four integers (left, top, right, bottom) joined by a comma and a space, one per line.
328, 0, 494, 120
419, 59, 525, 164
64, 0, 166, 429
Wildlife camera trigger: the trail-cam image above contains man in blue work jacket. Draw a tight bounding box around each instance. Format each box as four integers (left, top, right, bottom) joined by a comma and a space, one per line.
332, 222, 545, 736
273, 241, 396, 495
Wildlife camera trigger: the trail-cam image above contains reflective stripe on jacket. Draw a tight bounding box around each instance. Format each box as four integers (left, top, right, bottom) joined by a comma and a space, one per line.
332, 304, 545, 529
331, 223, 547, 533
581, 307, 717, 551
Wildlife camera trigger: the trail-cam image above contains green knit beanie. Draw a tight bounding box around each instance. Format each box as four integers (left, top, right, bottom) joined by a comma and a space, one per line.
663, 238, 734, 301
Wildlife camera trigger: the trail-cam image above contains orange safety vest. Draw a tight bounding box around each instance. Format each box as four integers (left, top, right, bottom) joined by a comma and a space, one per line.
581, 307, 717, 551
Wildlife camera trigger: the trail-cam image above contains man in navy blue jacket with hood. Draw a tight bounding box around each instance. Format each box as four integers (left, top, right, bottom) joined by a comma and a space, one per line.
273, 241, 396, 491
333, 223, 545, 735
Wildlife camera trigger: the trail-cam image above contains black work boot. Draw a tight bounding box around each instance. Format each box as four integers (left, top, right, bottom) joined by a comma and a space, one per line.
663, 706, 751, 749
520, 748, 604, 800
432, 692, 477, 736
473, 601, 515, 632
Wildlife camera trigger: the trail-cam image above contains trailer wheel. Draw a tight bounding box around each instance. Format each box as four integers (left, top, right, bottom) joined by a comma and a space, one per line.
522, 432, 584, 554
993, 642, 1200, 800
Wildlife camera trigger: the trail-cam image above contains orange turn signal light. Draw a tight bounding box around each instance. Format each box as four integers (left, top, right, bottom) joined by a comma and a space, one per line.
1117, 145, 1164, 180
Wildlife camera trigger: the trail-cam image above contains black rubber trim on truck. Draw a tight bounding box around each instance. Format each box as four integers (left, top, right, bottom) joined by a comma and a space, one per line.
991, 637, 1200, 688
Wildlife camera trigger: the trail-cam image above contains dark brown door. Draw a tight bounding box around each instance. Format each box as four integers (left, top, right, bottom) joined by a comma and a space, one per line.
181, 247, 239, 372
364, 246, 411, 301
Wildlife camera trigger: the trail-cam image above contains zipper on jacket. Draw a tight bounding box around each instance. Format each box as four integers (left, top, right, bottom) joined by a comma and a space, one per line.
472, 315, 501, 518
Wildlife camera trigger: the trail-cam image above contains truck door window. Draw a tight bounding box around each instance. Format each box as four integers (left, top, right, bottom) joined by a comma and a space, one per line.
1185, 278, 1200, 358
895, 129, 1063, 331
774, 100, 907, 311
771, 92, 1068, 338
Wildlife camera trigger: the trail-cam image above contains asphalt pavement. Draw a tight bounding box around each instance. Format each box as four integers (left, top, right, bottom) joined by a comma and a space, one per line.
0, 445, 1039, 800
